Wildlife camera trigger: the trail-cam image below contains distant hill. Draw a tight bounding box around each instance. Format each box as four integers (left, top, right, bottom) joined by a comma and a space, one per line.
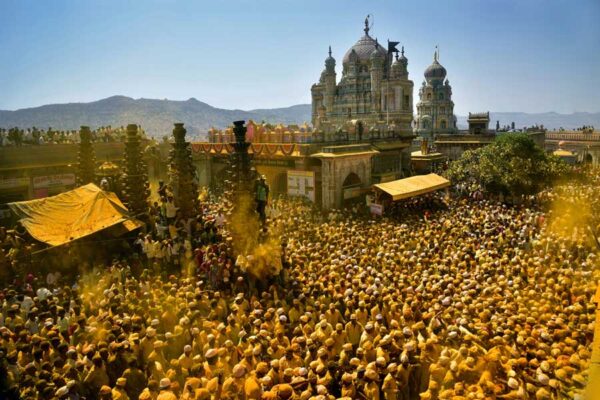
456, 112, 600, 130
0, 96, 312, 139
1, 96, 598, 138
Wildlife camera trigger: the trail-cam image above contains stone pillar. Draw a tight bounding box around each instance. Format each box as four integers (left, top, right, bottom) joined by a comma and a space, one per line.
169, 123, 199, 219
76, 126, 96, 186
230, 121, 254, 194
122, 124, 150, 217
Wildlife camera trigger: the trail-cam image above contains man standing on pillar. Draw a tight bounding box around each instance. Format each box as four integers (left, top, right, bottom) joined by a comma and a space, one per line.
255, 175, 269, 223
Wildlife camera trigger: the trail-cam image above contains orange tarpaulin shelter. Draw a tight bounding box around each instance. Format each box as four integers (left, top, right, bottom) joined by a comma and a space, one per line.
373, 173, 450, 201
8, 183, 142, 246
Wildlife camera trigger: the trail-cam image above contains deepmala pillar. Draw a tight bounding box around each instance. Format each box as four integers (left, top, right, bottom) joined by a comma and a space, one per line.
230, 120, 255, 194
76, 126, 97, 186
122, 124, 150, 217
169, 123, 199, 219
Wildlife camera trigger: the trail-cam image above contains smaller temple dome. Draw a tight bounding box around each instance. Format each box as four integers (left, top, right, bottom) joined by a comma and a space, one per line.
424, 50, 447, 83
325, 46, 335, 69
347, 49, 359, 63
398, 46, 408, 65
370, 40, 384, 61
370, 47, 383, 60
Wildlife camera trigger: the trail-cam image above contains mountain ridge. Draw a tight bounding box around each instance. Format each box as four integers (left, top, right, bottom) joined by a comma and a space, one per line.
1, 96, 598, 138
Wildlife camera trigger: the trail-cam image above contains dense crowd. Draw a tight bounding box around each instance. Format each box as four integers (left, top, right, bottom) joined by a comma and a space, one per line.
1, 170, 599, 400
0, 126, 146, 146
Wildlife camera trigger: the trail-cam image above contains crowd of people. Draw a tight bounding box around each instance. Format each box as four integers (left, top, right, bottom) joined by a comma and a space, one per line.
1, 168, 599, 400
0, 126, 147, 146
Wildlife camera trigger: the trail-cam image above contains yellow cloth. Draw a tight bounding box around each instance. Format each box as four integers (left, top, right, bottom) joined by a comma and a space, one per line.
373, 173, 450, 201
8, 183, 141, 246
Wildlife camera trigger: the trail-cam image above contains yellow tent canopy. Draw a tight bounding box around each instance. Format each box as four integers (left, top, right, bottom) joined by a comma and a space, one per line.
8, 183, 142, 246
373, 173, 450, 201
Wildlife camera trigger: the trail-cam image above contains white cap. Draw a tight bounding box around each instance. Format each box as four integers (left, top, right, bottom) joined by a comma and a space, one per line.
159, 378, 171, 389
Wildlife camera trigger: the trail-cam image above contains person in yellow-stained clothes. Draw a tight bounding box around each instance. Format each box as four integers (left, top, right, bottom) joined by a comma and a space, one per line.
363, 368, 380, 400
111, 377, 129, 400
382, 363, 399, 400
156, 378, 176, 400
221, 363, 247, 398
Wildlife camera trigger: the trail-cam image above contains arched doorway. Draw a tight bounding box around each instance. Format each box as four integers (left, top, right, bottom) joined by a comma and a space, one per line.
342, 172, 363, 208
343, 172, 361, 187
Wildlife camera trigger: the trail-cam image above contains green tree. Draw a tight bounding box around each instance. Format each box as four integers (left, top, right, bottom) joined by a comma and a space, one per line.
446, 133, 568, 197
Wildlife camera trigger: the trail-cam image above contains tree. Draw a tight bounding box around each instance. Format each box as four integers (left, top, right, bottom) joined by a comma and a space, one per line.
446, 133, 569, 197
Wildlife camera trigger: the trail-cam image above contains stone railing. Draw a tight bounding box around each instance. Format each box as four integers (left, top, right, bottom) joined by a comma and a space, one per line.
546, 132, 600, 142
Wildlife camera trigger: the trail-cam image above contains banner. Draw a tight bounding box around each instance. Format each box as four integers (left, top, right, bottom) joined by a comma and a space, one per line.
370, 203, 384, 215
0, 177, 30, 190
287, 170, 315, 202
191, 143, 202, 153
251, 144, 263, 155
280, 144, 295, 156
32, 174, 76, 189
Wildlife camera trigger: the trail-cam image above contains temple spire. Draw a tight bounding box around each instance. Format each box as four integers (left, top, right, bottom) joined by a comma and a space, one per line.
401, 46, 405, 57
364, 15, 370, 35
328, 45, 332, 57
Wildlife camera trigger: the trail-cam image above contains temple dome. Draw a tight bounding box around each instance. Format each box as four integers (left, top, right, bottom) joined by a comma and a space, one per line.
391, 58, 404, 75
343, 35, 386, 64
325, 46, 335, 69
342, 18, 388, 65
424, 52, 446, 82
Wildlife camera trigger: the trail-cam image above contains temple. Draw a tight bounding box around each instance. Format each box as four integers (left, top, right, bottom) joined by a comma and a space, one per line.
310, 17, 414, 136
414, 49, 458, 139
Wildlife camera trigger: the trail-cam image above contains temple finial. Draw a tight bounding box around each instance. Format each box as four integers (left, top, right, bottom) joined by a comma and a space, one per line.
401, 46, 405, 56
364, 15, 370, 35
328, 45, 332, 57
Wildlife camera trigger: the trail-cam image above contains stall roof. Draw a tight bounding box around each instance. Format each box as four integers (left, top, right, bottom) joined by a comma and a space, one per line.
8, 183, 142, 246
373, 173, 450, 201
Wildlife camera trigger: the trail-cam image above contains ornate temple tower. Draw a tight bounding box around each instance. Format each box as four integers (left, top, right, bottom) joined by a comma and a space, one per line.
76, 126, 96, 186
369, 42, 384, 115
324, 46, 336, 115
414, 50, 457, 139
169, 123, 199, 219
310, 17, 414, 134
122, 124, 150, 216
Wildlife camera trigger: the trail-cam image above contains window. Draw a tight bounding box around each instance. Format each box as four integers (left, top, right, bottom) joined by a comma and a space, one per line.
438, 93, 444, 100
440, 120, 447, 129
427, 93, 432, 100
403, 95, 410, 110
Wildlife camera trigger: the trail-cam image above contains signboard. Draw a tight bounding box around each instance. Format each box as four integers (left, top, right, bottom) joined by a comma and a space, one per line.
287, 170, 315, 202
0, 177, 30, 190
343, 186, 362, 200
33, 174, 76, 189
370, 203, 384, 215
255, 159, 296, 168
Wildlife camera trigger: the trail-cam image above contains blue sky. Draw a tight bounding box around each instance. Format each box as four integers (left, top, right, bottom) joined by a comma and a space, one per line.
0, 0, 599, 115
